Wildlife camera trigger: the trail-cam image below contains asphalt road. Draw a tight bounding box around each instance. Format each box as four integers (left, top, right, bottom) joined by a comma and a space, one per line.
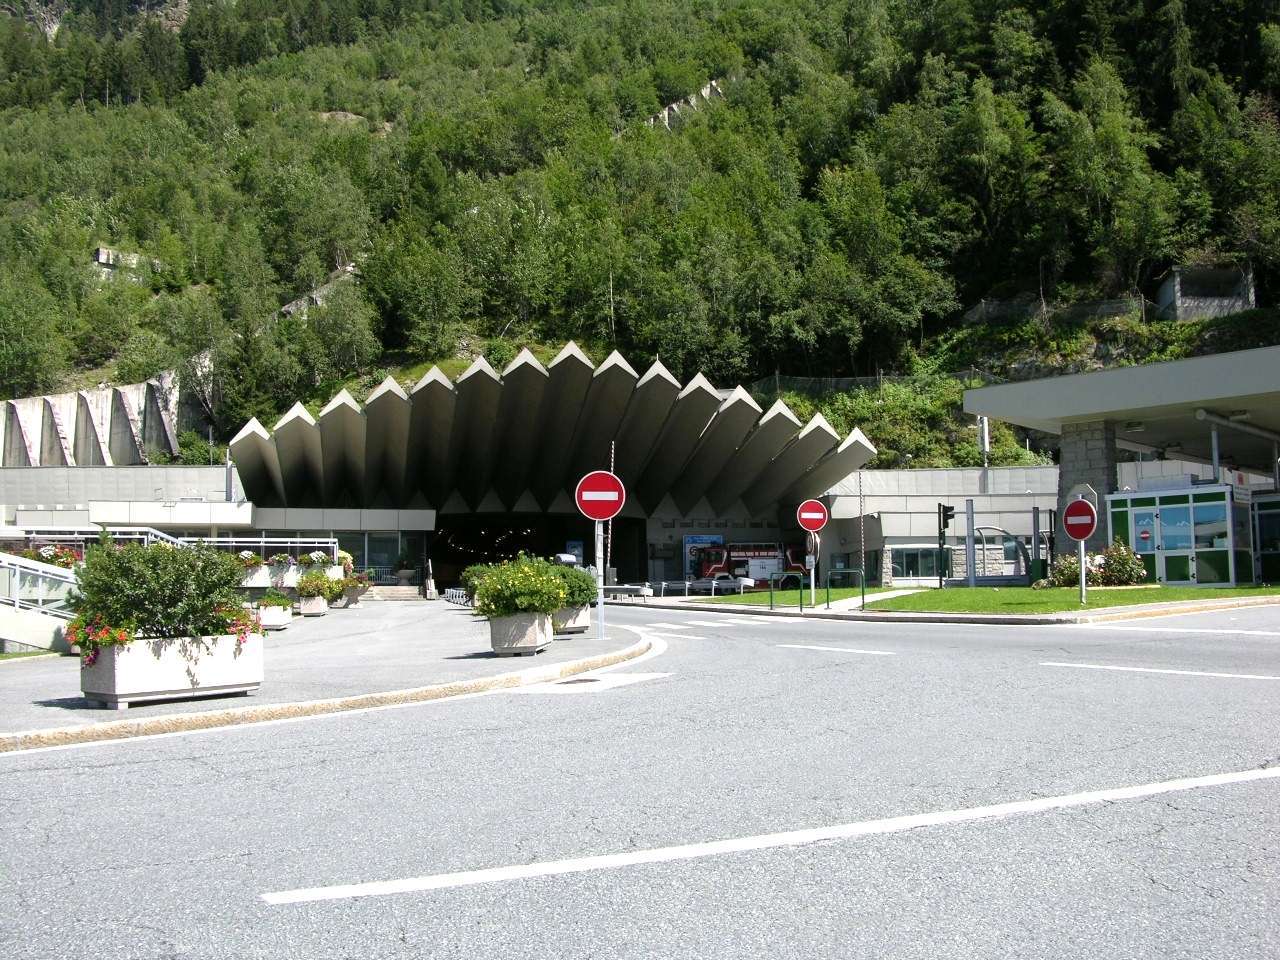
2, 603, 1279, 958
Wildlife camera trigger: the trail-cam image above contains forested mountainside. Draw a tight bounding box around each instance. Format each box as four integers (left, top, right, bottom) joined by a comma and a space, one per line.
1, 0, 1279, 454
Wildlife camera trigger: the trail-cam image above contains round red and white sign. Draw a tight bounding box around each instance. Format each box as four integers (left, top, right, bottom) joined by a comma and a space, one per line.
1139, 529, 1151, 542
1063, 498, 1098, 542
796, 499, 829, 533
574, 470, 626, 522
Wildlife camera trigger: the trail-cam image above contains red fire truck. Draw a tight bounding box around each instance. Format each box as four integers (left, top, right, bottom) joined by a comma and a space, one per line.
691, 542, 807, 585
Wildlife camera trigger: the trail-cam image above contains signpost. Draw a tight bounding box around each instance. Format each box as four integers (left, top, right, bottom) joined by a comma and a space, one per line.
575, 471, 626, 639
1063, 497, 1098, 605
796, 499, 828, 608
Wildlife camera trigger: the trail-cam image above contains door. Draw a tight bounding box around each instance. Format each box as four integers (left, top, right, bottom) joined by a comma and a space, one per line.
1132, 509, 1156, 581
1157, 505, 1194, 583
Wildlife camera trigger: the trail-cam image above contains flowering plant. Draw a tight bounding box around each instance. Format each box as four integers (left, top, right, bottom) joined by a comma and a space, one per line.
237, 550, 263, 568
1049, 541, 1148, 588
336, 550, 354, 575
297, 550, 330, 567
474, 555, 566, 619
257, 589, 294, 609
554, 565, 598, 607
65, 614, 133, 667
296, 570, 333, 598
71, 541, 248, 657
23, 545, 79, 568
267, 553, 294, 567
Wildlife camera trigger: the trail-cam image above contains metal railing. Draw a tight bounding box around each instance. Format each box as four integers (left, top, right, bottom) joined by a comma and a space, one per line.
2, 525, 184, 548
657, 578, 748, 597
181, 536, 339, 561
824, 569, 866, 610
0, 552, 77, 620
767, 572, 806, 611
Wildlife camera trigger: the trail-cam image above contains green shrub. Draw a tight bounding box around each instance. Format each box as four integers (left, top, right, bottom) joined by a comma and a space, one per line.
1050, 542, 1147, 587
555, 565, 598, 607
460, 563, 494, 600
296, 570, 332, 598
71, 541, 246, 640
473, 556, 566, 619
1098, 541, 1147, 586
324, 577, 346, 602
258, 589, 294, 608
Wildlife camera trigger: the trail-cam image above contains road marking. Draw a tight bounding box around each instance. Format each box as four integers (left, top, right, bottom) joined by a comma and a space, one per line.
1042, 661, 1280, 681
260, 765, 1280, 905
777, 644, 896, 656
1072, 625, 1280, 638
683, 620, 737, 628
644, 622, 689, 630
646, 633, 707, 641
513, 673, 671, 694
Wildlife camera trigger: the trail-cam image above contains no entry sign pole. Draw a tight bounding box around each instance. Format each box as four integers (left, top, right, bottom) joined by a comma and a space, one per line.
796, 499, 829, 610
576, 471, 627, 640
1063, 496, 1098, 606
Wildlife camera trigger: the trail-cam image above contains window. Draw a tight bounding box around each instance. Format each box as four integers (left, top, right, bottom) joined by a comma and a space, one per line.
1259, 513, 1280, 553
1192, 503, 1228, 550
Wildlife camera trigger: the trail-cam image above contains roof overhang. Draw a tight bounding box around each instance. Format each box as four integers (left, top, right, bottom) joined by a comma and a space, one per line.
230, 344, 876, 516
964, 346, 1280, 473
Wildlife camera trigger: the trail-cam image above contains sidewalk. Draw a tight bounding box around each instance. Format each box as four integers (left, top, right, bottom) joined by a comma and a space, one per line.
0, 602, 632, 739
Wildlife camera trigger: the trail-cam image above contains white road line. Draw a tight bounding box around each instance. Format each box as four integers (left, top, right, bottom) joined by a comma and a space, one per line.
646, 633, 707, 641
1072, 625, 1280, 638
777, 644, 896, 656
1042, 661, 1280, 681
261, 765, 1280, 905
644, 622, 689, 630
683, 620, 736, 628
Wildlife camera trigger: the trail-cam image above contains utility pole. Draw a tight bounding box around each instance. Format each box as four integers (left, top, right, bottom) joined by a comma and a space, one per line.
605, 441, 614, 580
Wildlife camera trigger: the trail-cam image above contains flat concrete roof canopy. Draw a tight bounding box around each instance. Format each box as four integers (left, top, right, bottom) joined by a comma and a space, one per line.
230, 343, 876, 515
963, 345, 1280, 472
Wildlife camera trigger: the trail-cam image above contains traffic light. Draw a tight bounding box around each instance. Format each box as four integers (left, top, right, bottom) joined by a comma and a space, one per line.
939, 504, 955, 531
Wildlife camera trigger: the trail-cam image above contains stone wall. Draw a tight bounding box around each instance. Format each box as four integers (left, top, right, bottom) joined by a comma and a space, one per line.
1057, 420, 1116, 552
949, 545, 1005, 580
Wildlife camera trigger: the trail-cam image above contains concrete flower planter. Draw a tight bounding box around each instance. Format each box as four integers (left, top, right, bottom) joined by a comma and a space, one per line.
240, 565, 271, 589
341, 584, 367, 608
395, 568, 415, 586
81, 634, 263, 710
299, 596, 328, 617
552, 604, 591, 635
488, 612, 551, 657
269, 565, 299, 589
258, 606, 293, 631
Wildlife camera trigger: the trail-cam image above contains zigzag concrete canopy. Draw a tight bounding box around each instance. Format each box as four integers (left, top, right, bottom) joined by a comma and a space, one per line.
229, 344, 876, 515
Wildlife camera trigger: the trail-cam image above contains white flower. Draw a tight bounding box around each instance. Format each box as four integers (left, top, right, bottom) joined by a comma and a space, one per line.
238, 550, 256, 560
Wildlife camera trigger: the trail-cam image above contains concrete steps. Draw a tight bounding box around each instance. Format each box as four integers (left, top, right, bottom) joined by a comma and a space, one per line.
365, 585, 424, 601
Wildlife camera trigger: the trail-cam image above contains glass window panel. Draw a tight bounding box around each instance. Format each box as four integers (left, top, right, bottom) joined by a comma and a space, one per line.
1132, 511, 1156, 554
904, 551, 920, 577
891, 550, 904, 576
1232, 504, 1251, 551
1160, 506, 1193, 551
1193, 503, 1228, 549
920, 551, 936, 577
1259, 514, 1280, 553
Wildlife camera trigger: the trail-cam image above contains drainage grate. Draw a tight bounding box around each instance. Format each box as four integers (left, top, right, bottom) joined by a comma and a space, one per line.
558, 677, 602, 685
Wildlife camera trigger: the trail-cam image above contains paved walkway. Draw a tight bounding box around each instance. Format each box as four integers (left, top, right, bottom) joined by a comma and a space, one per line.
0, 601, 621, 734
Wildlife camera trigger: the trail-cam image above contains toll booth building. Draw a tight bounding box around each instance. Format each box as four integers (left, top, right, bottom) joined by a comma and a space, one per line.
966, 345, 1280, 586
223, 345, 876, 585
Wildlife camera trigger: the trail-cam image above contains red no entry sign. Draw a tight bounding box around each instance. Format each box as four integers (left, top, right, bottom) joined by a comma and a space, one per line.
796, 499, 829, 533
575, 470, 626, 522
1063, 498, 1098, 541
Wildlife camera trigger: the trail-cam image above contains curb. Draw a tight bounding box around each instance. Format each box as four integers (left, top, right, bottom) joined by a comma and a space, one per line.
608, 596, 1280, 626
0, 636, 651, 754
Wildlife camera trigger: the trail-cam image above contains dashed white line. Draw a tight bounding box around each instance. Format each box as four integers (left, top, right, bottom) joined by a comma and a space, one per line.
777, 644, 896, 656
683, 620, 738, 628
646, 633, 707, 641
644, 622, 689, 630
1042, 661, 1280, 681
260, 765, 1280, 905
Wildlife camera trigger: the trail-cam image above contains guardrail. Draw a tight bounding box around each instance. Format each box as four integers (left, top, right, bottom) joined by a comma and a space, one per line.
443, 588, 470, 605
0, 552, 77, 620
1, 525, 184, 548
656, 578, 748, 597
